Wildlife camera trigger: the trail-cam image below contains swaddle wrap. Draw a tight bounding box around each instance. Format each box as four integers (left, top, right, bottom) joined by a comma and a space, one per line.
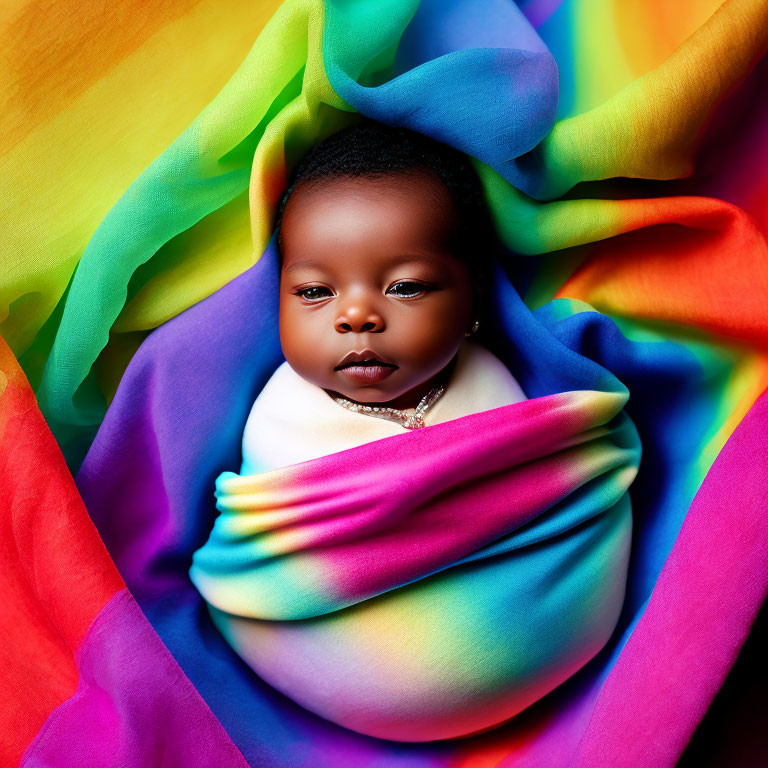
190, 385, 639, 741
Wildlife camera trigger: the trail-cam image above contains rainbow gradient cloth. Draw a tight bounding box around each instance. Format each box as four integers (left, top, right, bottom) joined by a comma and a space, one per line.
2, 0, 768, 766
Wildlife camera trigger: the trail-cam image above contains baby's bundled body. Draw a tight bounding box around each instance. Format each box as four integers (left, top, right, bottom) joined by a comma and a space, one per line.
190, 120, 635, 742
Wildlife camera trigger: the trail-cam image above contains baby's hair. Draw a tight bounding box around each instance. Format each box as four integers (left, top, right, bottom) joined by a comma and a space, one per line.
274, 118, 497, 323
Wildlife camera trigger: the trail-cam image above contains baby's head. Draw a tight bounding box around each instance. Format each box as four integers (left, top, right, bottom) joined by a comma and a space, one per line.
275, 119, 495, 409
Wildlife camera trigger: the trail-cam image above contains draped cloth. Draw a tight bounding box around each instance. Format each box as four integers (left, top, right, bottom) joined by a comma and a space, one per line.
190, 387, 639, 742
2, 0, 768, 766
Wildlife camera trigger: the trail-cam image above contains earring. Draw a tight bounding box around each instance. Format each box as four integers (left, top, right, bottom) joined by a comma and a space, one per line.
464, 319, 480, 337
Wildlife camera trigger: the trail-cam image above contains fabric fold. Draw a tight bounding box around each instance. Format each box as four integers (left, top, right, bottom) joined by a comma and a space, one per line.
191, 390, 638, 620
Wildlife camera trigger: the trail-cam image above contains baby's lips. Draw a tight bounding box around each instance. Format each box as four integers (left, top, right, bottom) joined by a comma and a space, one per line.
336, 364, 398, 384
336, 358, 397, 370
334, 348, 398, 369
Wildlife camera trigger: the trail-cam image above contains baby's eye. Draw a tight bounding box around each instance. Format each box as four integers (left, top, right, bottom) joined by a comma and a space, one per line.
387, 281, 430, 298
296, 286, 334, 302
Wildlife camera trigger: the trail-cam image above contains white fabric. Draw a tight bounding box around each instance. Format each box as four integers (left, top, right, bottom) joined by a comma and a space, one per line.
240, 338, 527, 474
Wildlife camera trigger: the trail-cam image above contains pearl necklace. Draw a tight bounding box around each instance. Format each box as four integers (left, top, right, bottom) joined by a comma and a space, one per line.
333, 383, 446, 429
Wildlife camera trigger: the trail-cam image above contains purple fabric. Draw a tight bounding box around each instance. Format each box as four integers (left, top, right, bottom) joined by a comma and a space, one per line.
21, 589, 250, 768
77, 244, 284, 603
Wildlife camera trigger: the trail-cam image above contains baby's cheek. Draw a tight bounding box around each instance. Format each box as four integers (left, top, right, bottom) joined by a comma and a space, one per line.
394, 315, 464, 365
280, 306, 334, 369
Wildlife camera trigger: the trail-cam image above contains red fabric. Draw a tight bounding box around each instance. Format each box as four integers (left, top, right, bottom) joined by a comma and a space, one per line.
0, 337, 124, 765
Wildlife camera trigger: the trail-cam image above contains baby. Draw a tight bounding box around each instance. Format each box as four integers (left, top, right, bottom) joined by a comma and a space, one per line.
191, 121, 636, 743
240, 119, 527, 475
191, 121, 552, 742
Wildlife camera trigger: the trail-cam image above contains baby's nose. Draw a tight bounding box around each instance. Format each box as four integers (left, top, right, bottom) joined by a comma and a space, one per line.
334, 307, 385, 333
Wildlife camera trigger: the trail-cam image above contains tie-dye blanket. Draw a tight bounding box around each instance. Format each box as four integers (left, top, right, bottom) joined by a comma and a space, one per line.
190, 387, 639, 742
2, 0, 768, 766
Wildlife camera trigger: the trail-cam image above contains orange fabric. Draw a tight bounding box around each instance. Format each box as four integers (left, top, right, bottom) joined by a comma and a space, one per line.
557, 197, 768, 346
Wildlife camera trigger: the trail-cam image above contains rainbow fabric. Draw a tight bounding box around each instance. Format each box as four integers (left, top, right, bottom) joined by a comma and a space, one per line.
2, 0, 768, 766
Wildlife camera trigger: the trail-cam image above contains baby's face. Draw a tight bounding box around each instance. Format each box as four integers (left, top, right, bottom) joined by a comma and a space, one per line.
278, 171, 474, 409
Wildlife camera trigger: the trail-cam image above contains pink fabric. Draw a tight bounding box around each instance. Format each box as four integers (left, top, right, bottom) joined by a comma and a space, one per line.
21, 590, 250, 768
573, 389, 768, 767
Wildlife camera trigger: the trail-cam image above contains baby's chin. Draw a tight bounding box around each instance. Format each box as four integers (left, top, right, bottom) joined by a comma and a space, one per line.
324, 384, 405, 407
324, 381, 435, 411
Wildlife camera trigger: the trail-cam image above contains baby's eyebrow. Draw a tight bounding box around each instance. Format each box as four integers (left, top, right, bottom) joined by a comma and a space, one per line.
284, 260, 325, 273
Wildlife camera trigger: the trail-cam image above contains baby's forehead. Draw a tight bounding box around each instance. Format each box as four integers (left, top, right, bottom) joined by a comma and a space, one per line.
276, 170, 471, 282
282, 172, 459, 240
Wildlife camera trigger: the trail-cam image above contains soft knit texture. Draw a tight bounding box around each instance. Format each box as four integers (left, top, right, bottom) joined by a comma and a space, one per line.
240, 339, 527, 474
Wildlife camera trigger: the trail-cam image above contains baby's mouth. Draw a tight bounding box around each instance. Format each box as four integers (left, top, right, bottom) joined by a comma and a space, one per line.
334, 358, 398, 385
334, 358, 397, 371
